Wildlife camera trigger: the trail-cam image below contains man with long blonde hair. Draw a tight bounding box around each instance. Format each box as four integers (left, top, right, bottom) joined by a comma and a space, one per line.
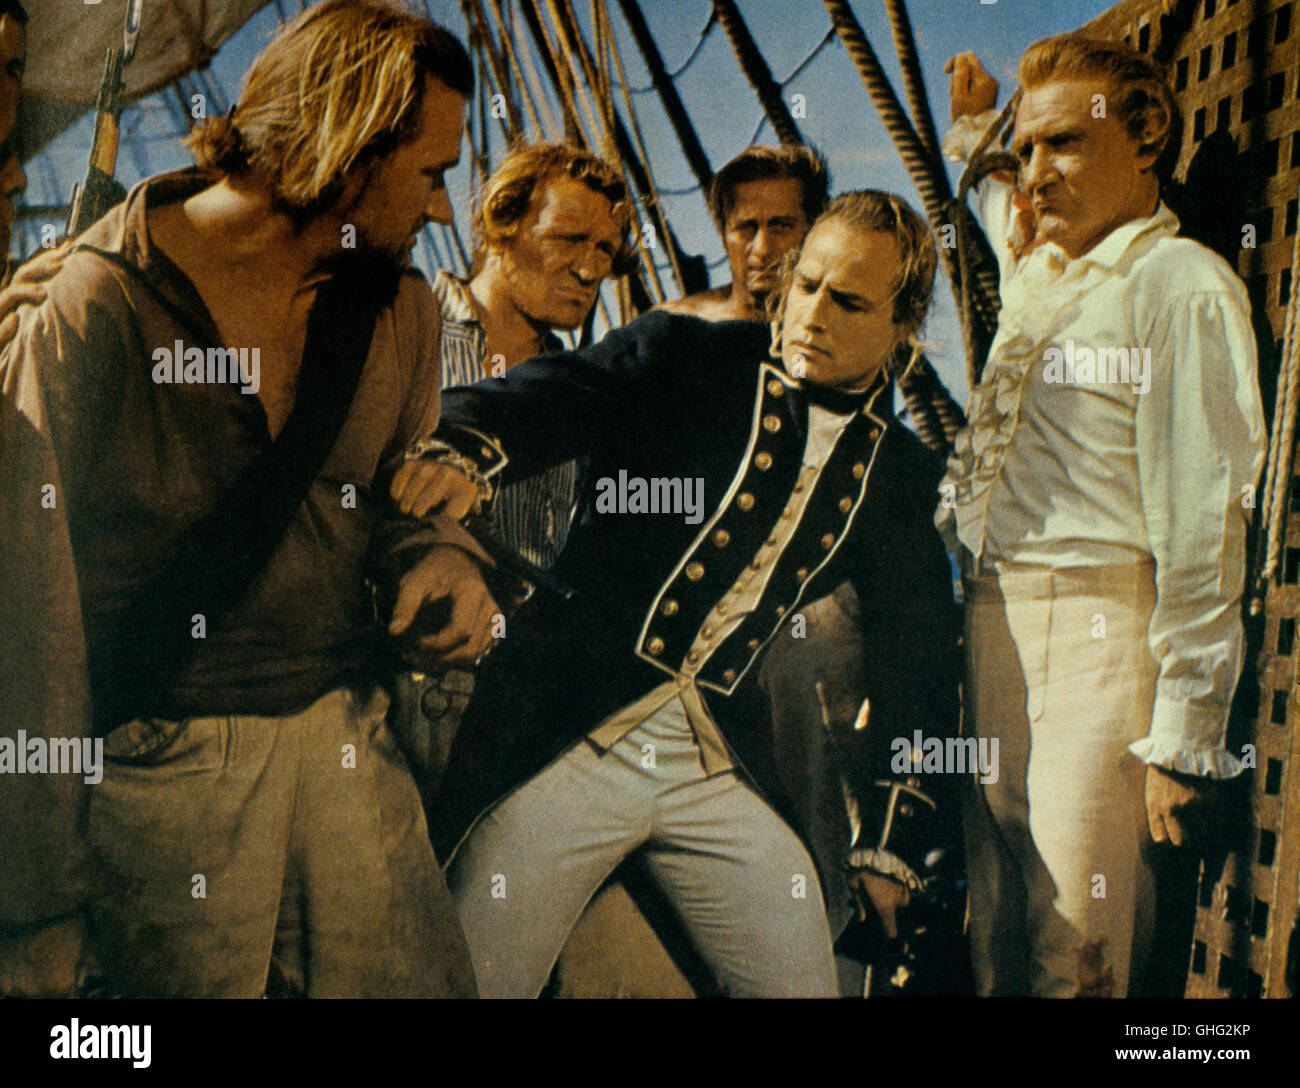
0, 0, 484, 997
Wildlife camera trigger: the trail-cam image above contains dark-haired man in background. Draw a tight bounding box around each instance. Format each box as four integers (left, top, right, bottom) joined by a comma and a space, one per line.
662, 143, 827, 324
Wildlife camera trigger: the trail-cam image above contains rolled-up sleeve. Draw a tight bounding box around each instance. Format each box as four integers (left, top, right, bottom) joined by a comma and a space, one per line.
1132, 289, 1266, 777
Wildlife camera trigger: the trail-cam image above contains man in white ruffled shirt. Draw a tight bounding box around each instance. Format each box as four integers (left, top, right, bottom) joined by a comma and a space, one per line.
939, 36, 1266, 996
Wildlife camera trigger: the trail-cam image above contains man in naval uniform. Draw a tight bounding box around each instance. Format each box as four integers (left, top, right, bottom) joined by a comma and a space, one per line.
396, 189, 961, 997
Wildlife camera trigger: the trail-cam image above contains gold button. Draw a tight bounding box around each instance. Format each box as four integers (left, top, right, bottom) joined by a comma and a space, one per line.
867, 426, 881, 441
780, 507, 793, 520
762, 414, 781, 433
737, 492, 756, 511
647, 637, 664, 655
899, 804, 913, 817
723, 668, 737, 684
661, 599, 679, 617
687, 650, 699, 664
702, 626, 715, 639
755, 452, 773, 471
712, 529, 730, 548
747, 638, 760, 650
686, 562, 705, 581
775, 604, 786, 617
839, 496, 852, 514
852, 462, 865, 479
906, 776, 920, 788
715, 603, 728, 617
796, 567, 808, 580
821, 533, 835, 550
767, 379, 785, 397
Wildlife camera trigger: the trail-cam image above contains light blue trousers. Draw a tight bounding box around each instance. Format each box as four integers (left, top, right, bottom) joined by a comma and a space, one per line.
446, 695, 839, 997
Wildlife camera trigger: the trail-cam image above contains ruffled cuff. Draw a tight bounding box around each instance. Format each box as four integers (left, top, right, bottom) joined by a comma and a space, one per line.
1128, 694, 1244, 778
845, 847, 924, 894
941, 108, 1002, 162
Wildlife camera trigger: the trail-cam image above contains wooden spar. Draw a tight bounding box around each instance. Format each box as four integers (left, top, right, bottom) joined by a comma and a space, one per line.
710, 0, 803, 146
613, 0, 714, 195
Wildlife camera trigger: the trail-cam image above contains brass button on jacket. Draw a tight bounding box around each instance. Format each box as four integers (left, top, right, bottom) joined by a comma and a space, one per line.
737, 492, 755, 511
661, 599, 679, 617
685, 562, 705, 581
755, 452, 773, 470
712, 529, 730, 548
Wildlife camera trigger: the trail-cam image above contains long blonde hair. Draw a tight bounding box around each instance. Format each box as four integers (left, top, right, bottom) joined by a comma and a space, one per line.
185, 0, 472, 219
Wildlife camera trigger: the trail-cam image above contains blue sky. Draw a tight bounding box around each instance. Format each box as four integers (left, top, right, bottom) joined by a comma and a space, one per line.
22, 0, 1122, 401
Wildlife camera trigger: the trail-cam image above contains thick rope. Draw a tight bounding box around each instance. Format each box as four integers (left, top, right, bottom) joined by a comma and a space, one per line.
1255, 181, 1300, 607
954, 94, 1018, 390
897, 348, 967, 456
882, 0, 942, 166
821, 0, 999, 378
712, 0, 804, 146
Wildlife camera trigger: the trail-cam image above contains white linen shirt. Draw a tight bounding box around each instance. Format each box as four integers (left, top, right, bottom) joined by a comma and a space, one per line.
939, 114, 1267, 778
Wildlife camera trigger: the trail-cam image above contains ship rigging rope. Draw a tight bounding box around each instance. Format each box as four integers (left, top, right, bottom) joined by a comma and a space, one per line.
882, 0, 942, 166
712, 0, 803, 146
1256, 181, 1300, 604
625, 11, 718, 94
955, 94, 1019, 391
463, 0, 523, 142
822, 0, 999, 392
482, 0, 550, 139
527, 0, 669, 303
498, 0, 563, 139
744, 30, 836, 145
599, 0, 688, 294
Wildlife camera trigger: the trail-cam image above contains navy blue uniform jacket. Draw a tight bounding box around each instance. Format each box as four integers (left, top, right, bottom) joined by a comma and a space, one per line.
429, 312, 960, 867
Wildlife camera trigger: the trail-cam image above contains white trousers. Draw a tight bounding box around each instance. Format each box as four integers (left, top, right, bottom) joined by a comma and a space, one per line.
446, 695, 839, 998
964, 563, 1158, 997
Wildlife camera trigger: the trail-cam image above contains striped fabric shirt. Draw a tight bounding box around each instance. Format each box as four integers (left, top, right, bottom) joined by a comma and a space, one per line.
431, 271, 580, 570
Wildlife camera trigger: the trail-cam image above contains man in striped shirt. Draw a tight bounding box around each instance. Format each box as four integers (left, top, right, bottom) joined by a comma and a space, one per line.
391, 142, 635, 796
